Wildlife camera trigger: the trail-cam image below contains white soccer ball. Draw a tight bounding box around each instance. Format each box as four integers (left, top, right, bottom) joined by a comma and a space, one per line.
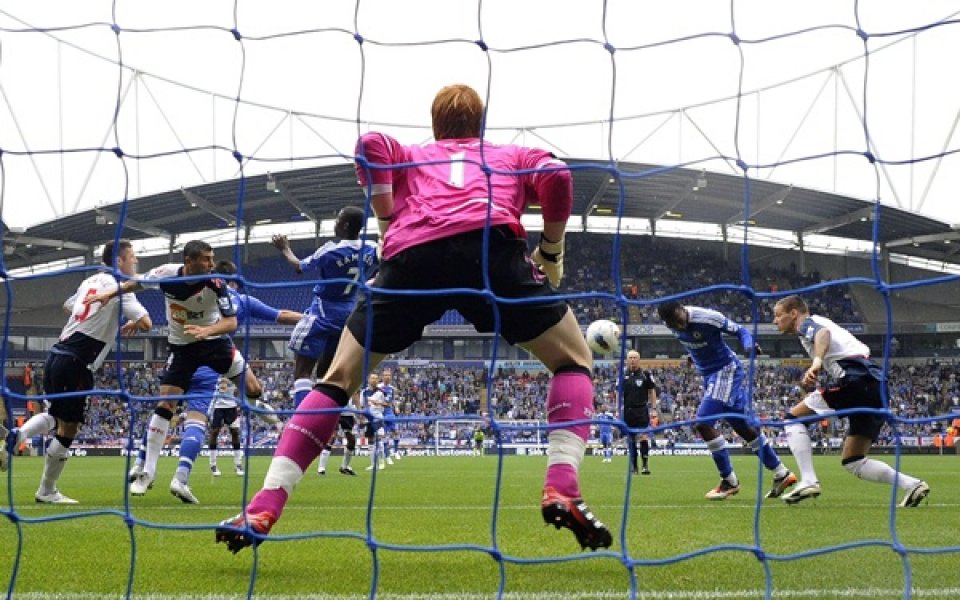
585, 319, 621, 355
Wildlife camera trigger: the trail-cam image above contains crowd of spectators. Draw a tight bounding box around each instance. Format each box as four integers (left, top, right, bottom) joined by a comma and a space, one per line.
26, 358, 960, 449
134, 234, 861, 330
562, 234, 861, 326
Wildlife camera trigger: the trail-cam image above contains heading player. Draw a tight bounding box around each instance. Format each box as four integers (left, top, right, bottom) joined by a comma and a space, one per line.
87, 240, 264, 497
658, 300, 797, 501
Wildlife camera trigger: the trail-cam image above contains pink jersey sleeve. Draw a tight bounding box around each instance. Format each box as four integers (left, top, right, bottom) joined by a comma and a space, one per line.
520, 150, 573, 222
355, 132, 406, 190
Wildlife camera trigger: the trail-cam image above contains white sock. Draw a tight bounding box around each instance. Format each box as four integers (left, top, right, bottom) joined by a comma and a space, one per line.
209, 451, 218, 469
263, 456, 303, 495
143, 414, 171, 479
785, 422, 817, 484
342, 449, 353, 469
318, 449, 331, 471
40, 438, 71, 495
19, 413, 57, 440
843, 457, 920, 489
547, 429, 586, 473
233, 449, 244, 469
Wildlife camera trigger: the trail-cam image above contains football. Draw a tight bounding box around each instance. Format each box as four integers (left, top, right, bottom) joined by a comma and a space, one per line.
585, 319, 621, 355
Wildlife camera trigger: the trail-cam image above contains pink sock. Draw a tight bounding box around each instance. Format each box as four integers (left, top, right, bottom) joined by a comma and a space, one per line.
248, 488, 289, 519
546, 464, 580, 498
544, 369, 594, 498
247, 389, 342, 518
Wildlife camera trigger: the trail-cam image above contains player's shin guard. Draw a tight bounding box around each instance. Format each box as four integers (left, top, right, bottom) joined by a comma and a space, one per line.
39, 436, 72, 495
706, 436, 735, 482
143, 407, 174, 478
175, 420, 206, 483
785, 420, 818, 484
544, 366, 593, 498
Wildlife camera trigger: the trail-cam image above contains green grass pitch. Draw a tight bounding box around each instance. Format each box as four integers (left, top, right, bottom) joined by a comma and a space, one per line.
0, 453, 957, 599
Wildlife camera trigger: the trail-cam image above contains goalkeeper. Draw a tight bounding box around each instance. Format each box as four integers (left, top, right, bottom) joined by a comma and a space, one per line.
217, 83, 612, 553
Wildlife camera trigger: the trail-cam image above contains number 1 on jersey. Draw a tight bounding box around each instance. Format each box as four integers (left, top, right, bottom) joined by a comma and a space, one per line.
448, 151, 466, 188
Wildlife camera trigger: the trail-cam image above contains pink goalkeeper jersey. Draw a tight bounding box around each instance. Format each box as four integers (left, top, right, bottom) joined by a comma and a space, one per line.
355, 134, 573, 260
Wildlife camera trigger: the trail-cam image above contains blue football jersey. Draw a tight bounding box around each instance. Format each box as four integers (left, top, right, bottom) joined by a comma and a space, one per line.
596, 411, 616, 436
671, 306, 753, 377
299, 239, 379, 301
228, 288, 282, 325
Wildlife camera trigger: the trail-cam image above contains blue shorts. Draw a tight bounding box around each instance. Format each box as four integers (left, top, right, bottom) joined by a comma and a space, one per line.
287, 299, 353, 359
599, 432, 613, 447
182, 366, 219, 415
697, 362, 749, 423
383, 410, 397, 433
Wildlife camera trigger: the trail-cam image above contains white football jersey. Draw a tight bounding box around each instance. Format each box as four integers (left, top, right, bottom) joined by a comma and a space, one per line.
211, 391, 239, 410
61, 272, 149, 369
140, 263, 236, 345
798, 314, 871, 379
363, 387, 386, 419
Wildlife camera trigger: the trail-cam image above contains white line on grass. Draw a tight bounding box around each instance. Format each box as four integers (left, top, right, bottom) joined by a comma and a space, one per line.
12, 588, 960, 600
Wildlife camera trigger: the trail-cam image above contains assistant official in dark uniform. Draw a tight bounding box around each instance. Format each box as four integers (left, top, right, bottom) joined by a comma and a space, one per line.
622, 350, 657, 475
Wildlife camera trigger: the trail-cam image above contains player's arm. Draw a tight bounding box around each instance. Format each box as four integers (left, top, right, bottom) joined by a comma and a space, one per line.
527, 152, 573, 287
733, 323, 756, 355
63, 292, 79, 314
270, 234, 304, 273
275, 309, 303, 325
120, 299, 153, 335
803, 326, 831, 387
355, 132, 399, 246
83, 279, 143, 305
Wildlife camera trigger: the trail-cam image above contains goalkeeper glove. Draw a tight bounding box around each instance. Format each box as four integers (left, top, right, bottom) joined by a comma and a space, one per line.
531, 233, 564, 287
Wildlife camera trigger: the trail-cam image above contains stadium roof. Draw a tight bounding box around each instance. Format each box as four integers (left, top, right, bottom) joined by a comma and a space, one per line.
3, 160, 959, 272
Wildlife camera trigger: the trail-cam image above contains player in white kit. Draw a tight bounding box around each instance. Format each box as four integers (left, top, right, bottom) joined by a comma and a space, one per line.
773, 295, 929, 507
6, 240, 152, 503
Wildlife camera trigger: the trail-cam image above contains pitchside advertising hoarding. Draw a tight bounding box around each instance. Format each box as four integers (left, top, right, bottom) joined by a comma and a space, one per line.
32, 435, 951, 458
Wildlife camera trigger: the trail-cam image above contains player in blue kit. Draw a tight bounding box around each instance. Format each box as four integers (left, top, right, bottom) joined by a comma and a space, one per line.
379, 368, 400, 463
657, 300, 797, 501
595, 407, 616, 463
271, 207, 379, 409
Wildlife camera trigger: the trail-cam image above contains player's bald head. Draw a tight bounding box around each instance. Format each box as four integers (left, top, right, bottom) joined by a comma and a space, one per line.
431, 84, 484, 141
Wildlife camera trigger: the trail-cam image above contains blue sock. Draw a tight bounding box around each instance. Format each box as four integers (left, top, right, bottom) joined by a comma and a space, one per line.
393, 438, 400, 454
751, 434, 782, 471
707, 437, 734, 479
174, 419, 206, 483
135, 429, 148, 467
293, 378, 313, 409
